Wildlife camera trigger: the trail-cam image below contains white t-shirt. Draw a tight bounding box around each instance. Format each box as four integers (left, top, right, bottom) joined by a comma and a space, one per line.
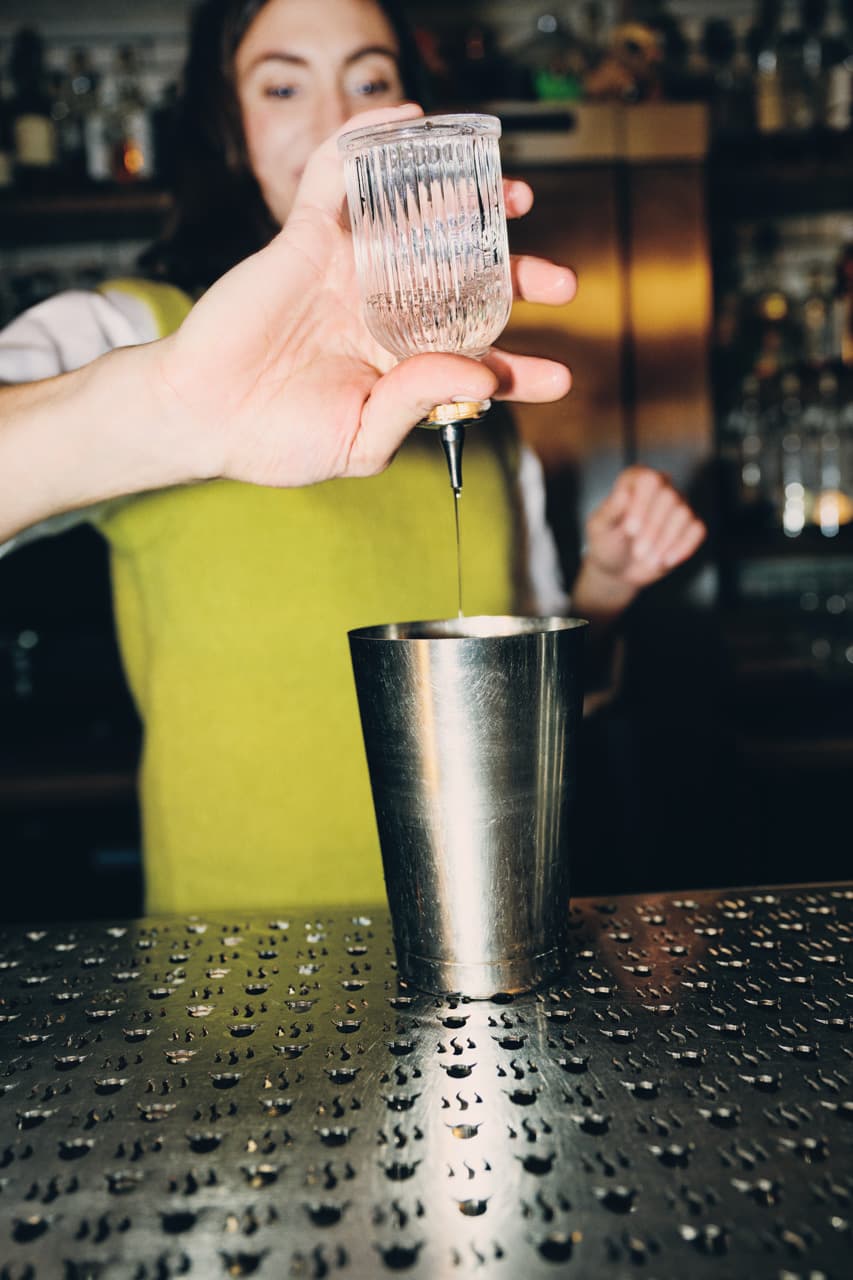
0, 287, 570, 614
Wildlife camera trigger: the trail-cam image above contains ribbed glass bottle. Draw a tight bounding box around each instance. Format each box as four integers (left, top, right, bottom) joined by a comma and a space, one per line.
339, 114, 512, 360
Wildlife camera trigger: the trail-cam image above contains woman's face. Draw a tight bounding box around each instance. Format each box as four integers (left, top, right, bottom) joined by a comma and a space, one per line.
235, 0, 405, 224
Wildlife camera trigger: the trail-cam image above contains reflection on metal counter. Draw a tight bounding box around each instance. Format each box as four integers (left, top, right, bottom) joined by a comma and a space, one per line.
0, 883, 850, 1276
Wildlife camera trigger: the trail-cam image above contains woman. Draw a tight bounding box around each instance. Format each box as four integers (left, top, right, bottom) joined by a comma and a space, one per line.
0, 0, 704, 912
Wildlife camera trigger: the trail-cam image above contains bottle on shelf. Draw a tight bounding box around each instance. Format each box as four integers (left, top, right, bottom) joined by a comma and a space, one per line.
8, 27, 58, 193
822, 0, 852, 128
834, 239, 853, 364
0, 72, 13, 191
83, 72, 116, 184
777, 371, 811, 535
801, 265, 836, 366
61, 48, 99, 186
808, 368, 853, 533
701, 18, 756, 136
776, 0, 825, 132
749, 0, 785, 133
742, 224, 799, 380
112, 46, 155, 183
723, 373, 774, 521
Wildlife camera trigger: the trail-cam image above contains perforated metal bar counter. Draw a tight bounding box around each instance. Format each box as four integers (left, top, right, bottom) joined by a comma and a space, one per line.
0, 885, 851, 1279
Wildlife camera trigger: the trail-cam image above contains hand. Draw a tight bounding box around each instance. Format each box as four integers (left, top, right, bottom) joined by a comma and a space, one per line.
571, 467, 706, 624
155, 103, 577, 490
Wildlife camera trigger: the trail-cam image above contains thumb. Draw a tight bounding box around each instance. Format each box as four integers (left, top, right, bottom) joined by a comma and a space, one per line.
292, 103, 425, 222
346, 353, 499, 477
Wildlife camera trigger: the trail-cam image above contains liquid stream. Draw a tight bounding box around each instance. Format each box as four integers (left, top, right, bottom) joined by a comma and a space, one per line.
453, 488, 464, 619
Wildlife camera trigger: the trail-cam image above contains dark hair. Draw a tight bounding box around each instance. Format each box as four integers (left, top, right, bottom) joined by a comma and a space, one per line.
140, 0, 429, 292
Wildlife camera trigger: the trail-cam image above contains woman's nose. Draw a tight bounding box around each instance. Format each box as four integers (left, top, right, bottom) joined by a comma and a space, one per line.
317, 91, 352, 142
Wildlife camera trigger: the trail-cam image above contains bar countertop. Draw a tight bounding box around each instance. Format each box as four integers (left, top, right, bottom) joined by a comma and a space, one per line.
1, 884, 851, 1278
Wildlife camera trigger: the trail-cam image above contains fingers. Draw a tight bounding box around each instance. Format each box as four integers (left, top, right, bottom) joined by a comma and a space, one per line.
504, 178, 534, 219
292, 102, 424, 220
510, 255, 577, 306
615, 466, 706, 573
659, 512, 707, 569
348, 353, 499, 476
483, 348, 572, 403
588, 478, 634, 531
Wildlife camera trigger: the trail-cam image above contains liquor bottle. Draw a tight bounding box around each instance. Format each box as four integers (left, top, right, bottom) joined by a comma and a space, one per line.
701, 18, 755, 135
834, 240, 853, 363
823, 0, 853, 128
744, 224, 798, 379
777, 0, 824, 132
84, 74, 115, 183
749, 0, 785, 132
807, 368, 853, 533
0, 75, 13, 191
8, 27, 58, 192
725, 374, 772, 520
801, 266, 835, 366
778, 371, 811, 535
112, 47, 155, 182
62, 48, 98, 186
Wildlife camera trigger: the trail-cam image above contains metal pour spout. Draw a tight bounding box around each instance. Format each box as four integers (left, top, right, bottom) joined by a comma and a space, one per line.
421, 399, 491, 494
439, 423, 465, 494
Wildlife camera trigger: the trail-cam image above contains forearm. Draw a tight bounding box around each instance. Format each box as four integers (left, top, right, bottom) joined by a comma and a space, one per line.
0, 341, 210, 543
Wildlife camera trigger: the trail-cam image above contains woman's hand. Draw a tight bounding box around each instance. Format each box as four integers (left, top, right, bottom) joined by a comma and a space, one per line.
571, 466, 706, 624
0, 105, 577, 543
156, 103, 577, 490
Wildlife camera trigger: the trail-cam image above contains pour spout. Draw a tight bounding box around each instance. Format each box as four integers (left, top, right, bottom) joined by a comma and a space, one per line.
439, 422, 465, 494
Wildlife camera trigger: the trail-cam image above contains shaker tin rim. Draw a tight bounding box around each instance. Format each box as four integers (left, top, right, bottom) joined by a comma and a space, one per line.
348, 615, 588, 643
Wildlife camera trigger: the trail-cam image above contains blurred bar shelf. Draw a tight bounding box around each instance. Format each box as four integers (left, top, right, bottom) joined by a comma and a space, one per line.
0, 187, 172, 244
709, 129, 853, 218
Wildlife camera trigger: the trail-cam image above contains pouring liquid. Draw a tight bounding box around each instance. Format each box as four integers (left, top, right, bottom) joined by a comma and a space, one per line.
453, 488, 464, 619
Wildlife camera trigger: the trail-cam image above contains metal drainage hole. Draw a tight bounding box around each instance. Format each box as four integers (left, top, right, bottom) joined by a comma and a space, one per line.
448, 1124, 480, 1140
243, 1165, 280, 1188
519, 1153, 555, 1176
210, 1073, 241, 1090
442, 1063, 475, 1079
316, 1127, 354, 1147
161, 1211, 198, 1234
326, 1068, 360, 1086
274, 1044, 306, 1059
220, 1250, 267, 1275
304, 1202, 346, 1227
260, 1098, 293, 1117
58, 1139, 94, 1160
376, 1242, 422, 1270
458, 1199, 488, 1217
94, 1078, 129, 1094
13, 1215, 50, 1243
383, 1094, 419, 1112
383, 1160, 420, 1181
187, 1132, 223, 1153
54, 1055, 88, 1071
16, 1109, 56, 1129
538, 1232, 579, 1263
106, 1171, 144, 1194
139, 1103, 177, 1121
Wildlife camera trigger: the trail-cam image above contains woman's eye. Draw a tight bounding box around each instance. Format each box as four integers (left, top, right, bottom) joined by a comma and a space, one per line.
354, 78, 391, 97
265, 85, 298, 99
